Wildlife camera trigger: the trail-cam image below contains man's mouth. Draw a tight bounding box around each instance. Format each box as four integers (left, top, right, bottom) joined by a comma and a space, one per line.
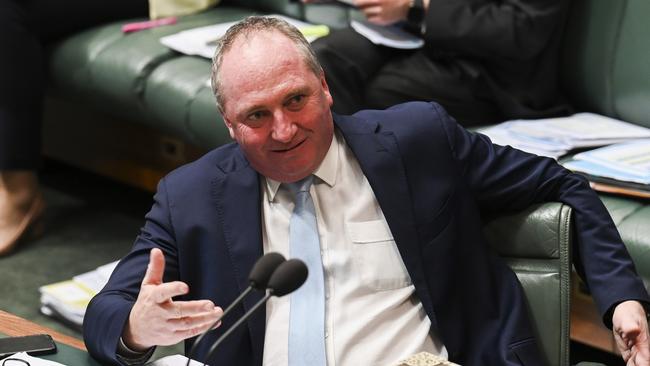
273, 139, 306, 152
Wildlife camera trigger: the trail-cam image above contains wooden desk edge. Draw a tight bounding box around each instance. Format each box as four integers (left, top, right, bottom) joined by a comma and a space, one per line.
0, 310, 86, 351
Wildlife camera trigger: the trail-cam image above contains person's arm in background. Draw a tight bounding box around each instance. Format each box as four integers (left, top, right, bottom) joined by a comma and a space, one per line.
83, 179, 222, 365
300, 0, 430, 26
352, 0, 429, 26
422, 0, 569, 60
431, 101, 650, 364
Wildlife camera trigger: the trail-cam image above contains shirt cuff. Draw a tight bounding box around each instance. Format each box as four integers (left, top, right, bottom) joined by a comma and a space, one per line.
116, 337, 155, 365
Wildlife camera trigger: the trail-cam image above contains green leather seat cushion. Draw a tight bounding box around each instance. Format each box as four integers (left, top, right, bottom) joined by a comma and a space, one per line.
600, 196, 650, 286
47, 6, 261, 148
484, 203, 572, 366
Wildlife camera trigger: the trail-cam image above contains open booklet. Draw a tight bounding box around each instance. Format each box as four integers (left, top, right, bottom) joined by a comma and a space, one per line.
563, 139, 650, 187
479, 113, 650, 159
350, 20, 424, 49
39, 261, 119, 330
159, 15, 329, 58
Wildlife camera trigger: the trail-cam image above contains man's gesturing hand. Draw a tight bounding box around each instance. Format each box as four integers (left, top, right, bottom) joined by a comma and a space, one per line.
613, 300, 650, 365
122, 248, 223, 351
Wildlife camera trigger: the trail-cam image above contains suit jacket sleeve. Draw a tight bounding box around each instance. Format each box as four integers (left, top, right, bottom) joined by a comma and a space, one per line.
434, 103, 649, 326
423, 0, 568, 60
83, 178, 181, 365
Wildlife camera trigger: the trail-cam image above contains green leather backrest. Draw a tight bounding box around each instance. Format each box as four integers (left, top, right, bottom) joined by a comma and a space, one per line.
562, 0, 650, 128
484, 203, 572, 366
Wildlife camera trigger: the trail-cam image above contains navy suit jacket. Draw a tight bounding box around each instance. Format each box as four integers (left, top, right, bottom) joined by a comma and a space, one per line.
84, 102, 649, 365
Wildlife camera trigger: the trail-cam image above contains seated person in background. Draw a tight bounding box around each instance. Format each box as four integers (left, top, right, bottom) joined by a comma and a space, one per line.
0, 0, 148, 256
311, 0, 572, 126
84, 16, 650, 366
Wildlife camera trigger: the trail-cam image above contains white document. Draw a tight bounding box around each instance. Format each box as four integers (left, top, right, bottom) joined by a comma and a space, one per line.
39, 260, 120, 326
506, 113, 650, 145
146, 354, 206, 366
563, 159, 650, 185
73, 261, 119, 293
350, 20, 424, 49
571, 139, 650, 177
3, 352, 67, 366
479, 113, 650, 159
160, 15, 325, 58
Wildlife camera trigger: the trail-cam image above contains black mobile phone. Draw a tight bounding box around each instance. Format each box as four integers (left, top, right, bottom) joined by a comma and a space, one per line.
0, 334, 57, 358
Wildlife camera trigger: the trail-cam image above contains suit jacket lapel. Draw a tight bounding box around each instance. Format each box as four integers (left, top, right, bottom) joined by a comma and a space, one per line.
335, 114, 438, 330
212, 150, 265, 364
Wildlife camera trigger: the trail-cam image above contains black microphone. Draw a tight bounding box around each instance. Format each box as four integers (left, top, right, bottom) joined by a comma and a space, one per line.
185, 252, 286, 366
200, 259, 308, 365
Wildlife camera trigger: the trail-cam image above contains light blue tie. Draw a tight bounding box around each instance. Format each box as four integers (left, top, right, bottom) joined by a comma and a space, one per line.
287, 176, 327, 366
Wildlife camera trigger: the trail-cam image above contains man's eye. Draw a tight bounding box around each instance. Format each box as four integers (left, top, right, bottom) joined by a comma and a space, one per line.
287, 95, 305, 107
248, 111, 265, 121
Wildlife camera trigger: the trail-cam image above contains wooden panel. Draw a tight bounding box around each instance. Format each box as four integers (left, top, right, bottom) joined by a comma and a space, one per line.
0, 310, 85, 351
570, 274, 619, 354
42, 97, 207, 192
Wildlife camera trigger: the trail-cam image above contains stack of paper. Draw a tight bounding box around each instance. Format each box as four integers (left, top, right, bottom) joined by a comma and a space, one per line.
159, 15, 328, 59
39, 261, 119, 329
563, 139, 650, 186
479, 113, 650, 159
350, 20, 424, 49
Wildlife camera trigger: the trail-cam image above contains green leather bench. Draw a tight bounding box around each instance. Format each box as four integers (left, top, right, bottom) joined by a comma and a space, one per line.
561, 0, 650, 290
42, 0, 648, 363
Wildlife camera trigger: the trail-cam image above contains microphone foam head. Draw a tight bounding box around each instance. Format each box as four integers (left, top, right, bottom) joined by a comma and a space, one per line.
249, 252, 286, 290
267, 259, 308, 297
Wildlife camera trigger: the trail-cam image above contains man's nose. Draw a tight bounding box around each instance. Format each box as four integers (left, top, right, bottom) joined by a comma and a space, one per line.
271, 112, 296, 142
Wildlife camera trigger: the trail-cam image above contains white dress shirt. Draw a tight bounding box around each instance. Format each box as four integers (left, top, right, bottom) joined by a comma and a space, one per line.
261, 131, 447, 365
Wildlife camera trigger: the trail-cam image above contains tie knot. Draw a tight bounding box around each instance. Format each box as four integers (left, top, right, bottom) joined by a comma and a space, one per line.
287, 176, 314, 195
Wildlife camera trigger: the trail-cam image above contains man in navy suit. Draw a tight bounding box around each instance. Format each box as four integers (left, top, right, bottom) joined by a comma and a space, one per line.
84, 16, 650, 366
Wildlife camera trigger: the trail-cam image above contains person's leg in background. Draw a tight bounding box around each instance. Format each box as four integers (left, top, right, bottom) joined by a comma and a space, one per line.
0, 0, 148, 255
364, 52, 503, 126
312, 27, 502, 125
0, 0, 46, 256
311, 27, 398, 115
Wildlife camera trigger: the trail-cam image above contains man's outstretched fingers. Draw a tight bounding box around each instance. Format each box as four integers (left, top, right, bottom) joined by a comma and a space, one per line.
166, 306, 223, 331
154, 281, 190, 304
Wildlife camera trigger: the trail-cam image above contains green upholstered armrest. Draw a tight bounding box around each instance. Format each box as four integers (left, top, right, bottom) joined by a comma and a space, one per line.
483, 202, 572, 366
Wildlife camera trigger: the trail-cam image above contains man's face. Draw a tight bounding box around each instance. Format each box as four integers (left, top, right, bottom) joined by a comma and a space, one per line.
219, 31, 334, 183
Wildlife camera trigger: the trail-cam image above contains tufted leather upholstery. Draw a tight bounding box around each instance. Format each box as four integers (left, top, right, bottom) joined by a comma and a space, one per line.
484, 203, 572, 366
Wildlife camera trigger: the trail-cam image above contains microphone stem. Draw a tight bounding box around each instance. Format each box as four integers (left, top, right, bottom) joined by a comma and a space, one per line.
186, 286, 254, 366
202, 292, 273, 366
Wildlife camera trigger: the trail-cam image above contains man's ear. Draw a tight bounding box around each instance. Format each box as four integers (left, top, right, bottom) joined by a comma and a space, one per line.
222, 114, 236, 139
320, 72, 333, 107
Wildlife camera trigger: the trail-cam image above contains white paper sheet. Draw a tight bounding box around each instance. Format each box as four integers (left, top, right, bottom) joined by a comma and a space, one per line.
350, 20, 424, 49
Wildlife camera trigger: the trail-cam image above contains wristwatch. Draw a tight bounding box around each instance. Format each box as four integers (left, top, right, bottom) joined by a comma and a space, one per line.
406, 0, 426, 34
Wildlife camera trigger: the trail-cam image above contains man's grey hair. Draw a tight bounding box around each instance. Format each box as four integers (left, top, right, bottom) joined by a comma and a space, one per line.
210, 16, 324, 113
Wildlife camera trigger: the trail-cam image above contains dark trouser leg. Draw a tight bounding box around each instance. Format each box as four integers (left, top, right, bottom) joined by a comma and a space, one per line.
365, 52, 503, 126
0, 0, 149, 170
0, 0, 43, 169
29, 0, 149, 41
312, 27, 399, 115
